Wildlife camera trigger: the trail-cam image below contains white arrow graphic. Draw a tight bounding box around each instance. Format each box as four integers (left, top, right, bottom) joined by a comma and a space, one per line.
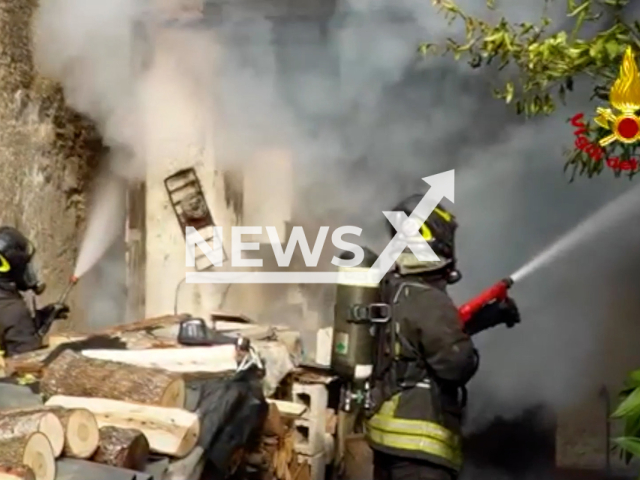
368, 169, 455, 283
186, 169, 455, 285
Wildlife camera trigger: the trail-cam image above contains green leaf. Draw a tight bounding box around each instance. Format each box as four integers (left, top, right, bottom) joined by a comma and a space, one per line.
426, 0, 640, 179
627, 369, 640, 387
567, 1, 591, 18
613, 437, 640, 459
505, 82, 514, 103
623, 411, 640, 439
612, 387, 640, 418
418, 43, 434, 55
605, 41, 619, 58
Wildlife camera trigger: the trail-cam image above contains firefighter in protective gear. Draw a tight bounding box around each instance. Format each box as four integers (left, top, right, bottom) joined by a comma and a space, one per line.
0, 227, 70, 356
365, 195, 520, 480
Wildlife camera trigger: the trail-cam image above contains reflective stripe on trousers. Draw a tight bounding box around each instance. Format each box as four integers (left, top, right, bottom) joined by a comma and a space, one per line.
365, 394, 462, 469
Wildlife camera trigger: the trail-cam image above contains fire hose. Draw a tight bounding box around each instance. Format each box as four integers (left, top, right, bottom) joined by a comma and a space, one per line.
37, 275, 78, 336
458, 277, 515, 334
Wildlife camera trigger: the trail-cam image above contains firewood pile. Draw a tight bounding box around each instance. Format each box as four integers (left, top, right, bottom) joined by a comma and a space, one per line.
242, 403, 312, 480
0, 314, 314, 480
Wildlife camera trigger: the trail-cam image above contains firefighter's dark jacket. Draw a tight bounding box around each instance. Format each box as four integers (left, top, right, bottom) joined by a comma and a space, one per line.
365, 272, 479, 472
0, 283, 41, 356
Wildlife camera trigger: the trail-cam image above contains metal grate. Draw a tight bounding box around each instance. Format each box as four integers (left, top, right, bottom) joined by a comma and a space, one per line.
164, 167, 226, 271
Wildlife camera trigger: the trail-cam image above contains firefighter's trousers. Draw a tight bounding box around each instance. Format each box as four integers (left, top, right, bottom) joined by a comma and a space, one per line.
373, 451, 456, 480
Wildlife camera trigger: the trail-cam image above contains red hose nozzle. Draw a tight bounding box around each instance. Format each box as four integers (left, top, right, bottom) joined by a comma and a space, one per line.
458, 277, 514, 323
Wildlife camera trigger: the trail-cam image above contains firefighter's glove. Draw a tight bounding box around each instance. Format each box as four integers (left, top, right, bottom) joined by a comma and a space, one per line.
501, 297, 520, 328
35, 303, 70, 332
40, 303, 70, 321
463, 297, 520, 336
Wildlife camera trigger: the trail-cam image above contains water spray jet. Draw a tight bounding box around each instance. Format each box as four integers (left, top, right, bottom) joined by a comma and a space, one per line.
509, 184, 640, 283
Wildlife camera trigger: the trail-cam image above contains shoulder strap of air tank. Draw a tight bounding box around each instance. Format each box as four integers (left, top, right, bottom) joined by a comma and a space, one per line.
369, 279, 432, 410
391, 281, 432, 304
390, 281, 433, 386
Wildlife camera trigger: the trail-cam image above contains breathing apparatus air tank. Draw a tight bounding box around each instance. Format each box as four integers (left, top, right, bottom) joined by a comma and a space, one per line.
332, 248, 390, 411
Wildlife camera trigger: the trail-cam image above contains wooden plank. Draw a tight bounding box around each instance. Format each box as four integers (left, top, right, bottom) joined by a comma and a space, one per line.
267, 400, 306, 418
210, 312, 255, 324
80, 345, 237, 374
98, 315, 189, 336
47, 335, 87, 350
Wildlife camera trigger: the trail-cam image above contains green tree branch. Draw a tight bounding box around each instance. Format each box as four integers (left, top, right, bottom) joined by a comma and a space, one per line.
421, 0, 640, 179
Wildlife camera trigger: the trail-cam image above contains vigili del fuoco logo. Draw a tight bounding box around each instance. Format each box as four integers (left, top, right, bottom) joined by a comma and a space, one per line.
571, 46, 640, 172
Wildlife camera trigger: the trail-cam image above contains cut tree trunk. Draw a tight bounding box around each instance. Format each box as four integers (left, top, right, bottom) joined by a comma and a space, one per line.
45, 335, 87, 350
4, 349, 51, 377
0, 408, 64, 457
0, 432, 55, 480
45, 395, 200, 458
92, 426, 149, 471
0, 466, 35, 480
80, 345, 238, 374
40, 350, 185, 408
46, 407, 99, 459
45, 315, 190, 347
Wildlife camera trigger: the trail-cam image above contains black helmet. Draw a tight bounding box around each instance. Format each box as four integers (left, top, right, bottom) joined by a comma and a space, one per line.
387, 195, 458, 275
0, 227, 45, 293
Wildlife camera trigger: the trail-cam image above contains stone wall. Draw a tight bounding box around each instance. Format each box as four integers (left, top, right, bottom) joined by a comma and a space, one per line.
0, 0, 101, 331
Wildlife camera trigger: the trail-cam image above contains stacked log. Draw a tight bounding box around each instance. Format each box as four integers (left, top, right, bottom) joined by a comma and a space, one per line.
40, 350, 185, 408
0, 344, 198, 480
92, 426, 149, 470
0, 432, 55, 480
0, 314, 308, 480
0, 465, 36, 480
79, 345, 238, 377
45, 395, 200, 458
0, 395, 199, 479
46, 407, 99, 458
0, 408, 65, 457
244, 403, 312, 480
0, 405, 105, 480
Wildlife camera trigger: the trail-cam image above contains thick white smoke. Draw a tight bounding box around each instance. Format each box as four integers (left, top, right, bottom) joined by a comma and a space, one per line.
31, 0, 640, 462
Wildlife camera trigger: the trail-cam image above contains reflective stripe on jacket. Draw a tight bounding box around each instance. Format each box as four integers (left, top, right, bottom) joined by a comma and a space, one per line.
364, 273, 477, 471
365, 393, 462, 471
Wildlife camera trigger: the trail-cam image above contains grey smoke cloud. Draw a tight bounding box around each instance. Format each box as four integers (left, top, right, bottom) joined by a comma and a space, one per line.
32, 0, 640, 445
